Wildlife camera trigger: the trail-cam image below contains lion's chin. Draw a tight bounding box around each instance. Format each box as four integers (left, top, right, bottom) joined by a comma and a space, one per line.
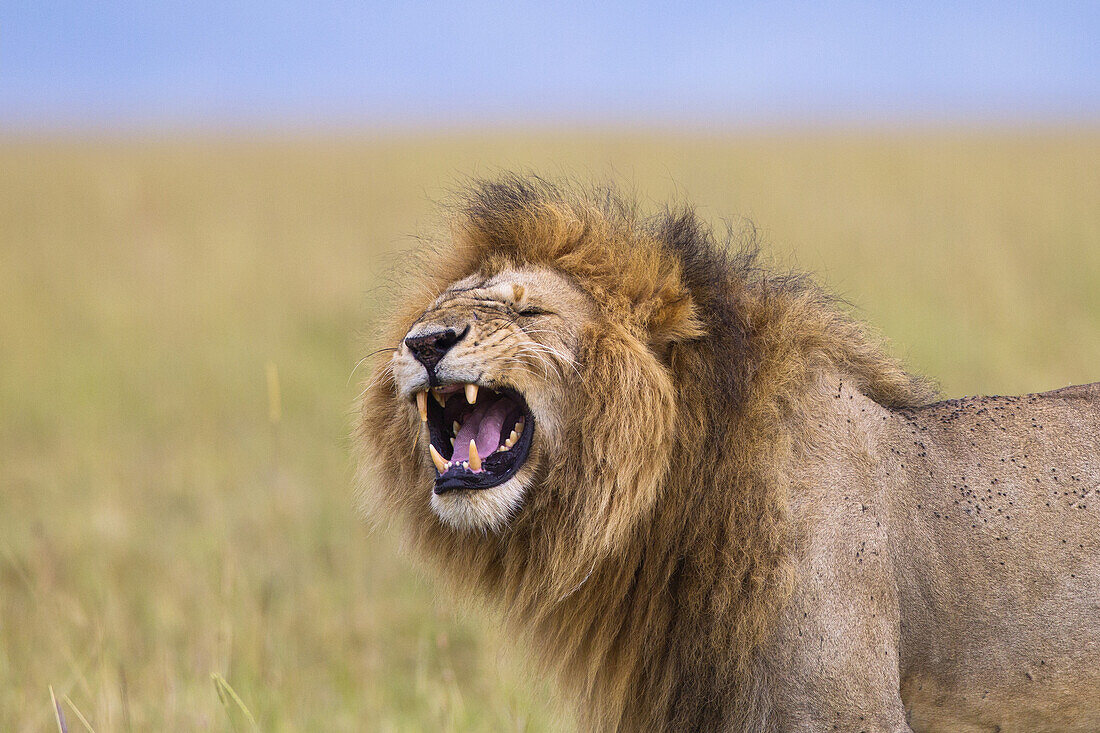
429, 475, 527, 533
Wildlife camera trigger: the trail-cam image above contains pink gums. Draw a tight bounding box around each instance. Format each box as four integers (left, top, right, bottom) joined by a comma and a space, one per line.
450, 397, 511, 469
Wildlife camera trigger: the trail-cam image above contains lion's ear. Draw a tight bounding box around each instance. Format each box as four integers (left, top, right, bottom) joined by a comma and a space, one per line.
646, 293, 706, 358
559, 322, 677, 562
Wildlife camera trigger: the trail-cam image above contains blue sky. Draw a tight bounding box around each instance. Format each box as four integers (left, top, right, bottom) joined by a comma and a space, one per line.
4, 1, 1099, 129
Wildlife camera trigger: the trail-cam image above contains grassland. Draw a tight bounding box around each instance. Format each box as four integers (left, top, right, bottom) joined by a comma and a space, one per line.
1, 129, 1098, 731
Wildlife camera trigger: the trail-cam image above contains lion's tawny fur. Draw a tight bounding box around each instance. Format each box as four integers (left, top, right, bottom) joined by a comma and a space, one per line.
357, 176, 1100, 731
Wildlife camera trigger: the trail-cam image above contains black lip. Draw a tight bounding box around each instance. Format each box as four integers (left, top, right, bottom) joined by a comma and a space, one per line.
426, 385, 535, 495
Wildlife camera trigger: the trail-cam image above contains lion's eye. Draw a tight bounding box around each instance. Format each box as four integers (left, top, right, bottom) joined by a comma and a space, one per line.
518, 307, 553, 317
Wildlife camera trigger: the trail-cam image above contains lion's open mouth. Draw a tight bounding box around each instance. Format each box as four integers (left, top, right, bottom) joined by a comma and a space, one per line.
414, 383, 534, 494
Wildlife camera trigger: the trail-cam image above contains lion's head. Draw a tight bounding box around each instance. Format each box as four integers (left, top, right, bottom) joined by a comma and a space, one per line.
387, 266, 597, 532
361, 177, 715, 551
357, 176, 933, 728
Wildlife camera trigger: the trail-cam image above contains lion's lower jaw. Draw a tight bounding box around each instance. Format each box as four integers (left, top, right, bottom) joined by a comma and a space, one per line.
430, 476, 526, 533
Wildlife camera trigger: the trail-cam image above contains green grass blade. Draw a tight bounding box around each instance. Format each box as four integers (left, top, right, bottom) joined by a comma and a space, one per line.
211, 673, 260, 731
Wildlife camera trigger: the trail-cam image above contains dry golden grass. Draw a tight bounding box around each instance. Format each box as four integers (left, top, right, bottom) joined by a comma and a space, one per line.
1, 129, 1098, 730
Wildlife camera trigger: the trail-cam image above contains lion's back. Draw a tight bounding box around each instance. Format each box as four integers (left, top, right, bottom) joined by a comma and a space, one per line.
891, 383, 1100, 729
1037, 381, 1100, 402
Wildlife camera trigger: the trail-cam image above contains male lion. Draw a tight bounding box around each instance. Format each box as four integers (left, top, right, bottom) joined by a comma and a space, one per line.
357, 177, 1100, 732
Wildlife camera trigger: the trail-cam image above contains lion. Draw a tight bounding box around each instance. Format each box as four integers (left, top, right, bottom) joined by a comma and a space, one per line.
357, 176, 1100, 732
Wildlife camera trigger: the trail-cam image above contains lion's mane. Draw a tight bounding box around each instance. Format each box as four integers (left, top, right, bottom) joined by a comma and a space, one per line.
359, 176, 935, 729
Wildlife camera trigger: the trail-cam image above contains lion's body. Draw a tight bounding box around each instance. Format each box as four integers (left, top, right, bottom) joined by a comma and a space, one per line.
358, 177, 1100, 731
764, 381, 1100, 732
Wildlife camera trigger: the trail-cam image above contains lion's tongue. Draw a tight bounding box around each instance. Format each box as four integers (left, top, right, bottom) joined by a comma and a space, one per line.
451, 397, 508, 467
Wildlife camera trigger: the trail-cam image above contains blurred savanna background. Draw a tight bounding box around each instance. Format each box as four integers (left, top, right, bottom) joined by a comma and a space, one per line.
2, 2, 1098, 731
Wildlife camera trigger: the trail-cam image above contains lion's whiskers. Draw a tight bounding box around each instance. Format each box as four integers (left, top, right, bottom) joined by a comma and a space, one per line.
356, 364, 395, 401
521, 341, 581, 378
516, 345, 559, 379
348, 347, 396, 387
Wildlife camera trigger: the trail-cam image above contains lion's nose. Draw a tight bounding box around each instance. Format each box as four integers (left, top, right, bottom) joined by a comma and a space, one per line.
404, 325, 468, 374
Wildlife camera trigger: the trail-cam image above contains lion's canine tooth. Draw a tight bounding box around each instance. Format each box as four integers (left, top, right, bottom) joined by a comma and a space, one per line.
452, 421, 460, 434
416, 391, 428, 422
468, 440, 482, 471
432, 389, 447, 407
428, 443, 448, 473
450, 437, 455, 447
465, 383, 478, 404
